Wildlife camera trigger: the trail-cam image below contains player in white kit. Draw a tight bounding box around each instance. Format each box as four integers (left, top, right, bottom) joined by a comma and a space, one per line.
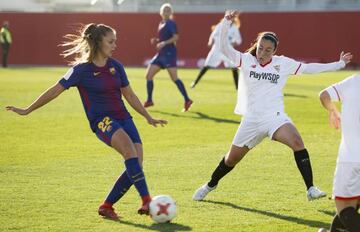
318, 75, 360, 232
193, 11, 353, 202
190, 17, 242, 90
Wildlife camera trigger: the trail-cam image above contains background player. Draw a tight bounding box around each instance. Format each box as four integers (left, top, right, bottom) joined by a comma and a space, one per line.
193, 11, 353, 202
6, 23, 167, 220
191, 16, 242, 90
318, 75, 360, 232
143, 3, 193, 112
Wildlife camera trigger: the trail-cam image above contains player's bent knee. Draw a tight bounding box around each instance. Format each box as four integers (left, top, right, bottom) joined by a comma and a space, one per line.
291, 137, 305, 150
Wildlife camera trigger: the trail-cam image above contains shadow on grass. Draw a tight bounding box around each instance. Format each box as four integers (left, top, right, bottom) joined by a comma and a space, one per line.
151, 110, 239, 124
203, 200, 330, 229
318, 209, 336, 217
284, 93, 308, 98
116, 219, 192, 232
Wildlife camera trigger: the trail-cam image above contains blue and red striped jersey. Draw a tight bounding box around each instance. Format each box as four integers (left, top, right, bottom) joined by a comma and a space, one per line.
158, 19, 177, 55
59, 58, 131, 131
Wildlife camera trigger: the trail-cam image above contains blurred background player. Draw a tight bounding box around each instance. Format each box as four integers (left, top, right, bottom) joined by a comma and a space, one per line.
191, 16, 242, 90
193, 11, 353, 202
143, 3, 193, 112
6, 23, 167, 220
318, 75, 360, 232
0, 21, 12, 68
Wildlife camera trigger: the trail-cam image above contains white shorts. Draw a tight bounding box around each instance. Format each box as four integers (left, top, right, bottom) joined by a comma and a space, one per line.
232, 112, 292, 149
333, 162, 360, 200
204, 47, 237, 68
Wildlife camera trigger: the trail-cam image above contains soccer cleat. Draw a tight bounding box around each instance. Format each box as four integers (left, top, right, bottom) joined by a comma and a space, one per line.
307, 186, 326, 201
144, 101, 154, 108
182, 99, 193, 112
138, 201, 150, 215
192, 183, 216, 201
98, 204, 120, 220
190, 82, 196, 89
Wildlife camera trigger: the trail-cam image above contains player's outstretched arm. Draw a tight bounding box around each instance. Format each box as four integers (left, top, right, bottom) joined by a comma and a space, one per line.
302, 51, 353, 74
6, 82, 65, 116
219, 10, 241, 66
319, 89, 341, 129
121, 85, 167, 127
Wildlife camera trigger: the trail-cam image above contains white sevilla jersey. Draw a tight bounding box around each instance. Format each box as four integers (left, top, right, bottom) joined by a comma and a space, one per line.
235, 53, 302, 118
325, 74, 360, 163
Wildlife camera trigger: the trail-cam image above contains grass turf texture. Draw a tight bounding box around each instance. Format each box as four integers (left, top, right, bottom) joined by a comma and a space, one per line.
0, 67, 357, 231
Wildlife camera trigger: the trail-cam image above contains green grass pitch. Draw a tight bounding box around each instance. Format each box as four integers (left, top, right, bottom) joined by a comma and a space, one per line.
0, 67, 357, 231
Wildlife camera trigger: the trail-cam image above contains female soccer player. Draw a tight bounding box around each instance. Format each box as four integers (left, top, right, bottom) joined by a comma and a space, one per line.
318, 75, 360, 232
193, 11, 353, 202
191, 16, 242, 90
143, 3, 193, 112
6, 23, 167, 220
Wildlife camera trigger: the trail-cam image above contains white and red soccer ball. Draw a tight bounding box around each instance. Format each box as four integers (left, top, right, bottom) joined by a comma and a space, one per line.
149, 195, 177, 223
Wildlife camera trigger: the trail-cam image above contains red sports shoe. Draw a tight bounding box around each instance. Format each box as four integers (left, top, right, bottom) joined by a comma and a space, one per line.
98, 204, 120, 220
138, 201, 150, 215
182, 99, 193, 112
144, 101, 154, 108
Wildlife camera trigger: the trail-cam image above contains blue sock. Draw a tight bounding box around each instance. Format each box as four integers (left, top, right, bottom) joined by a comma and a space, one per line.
125, 157, 150, 198
174, 79, 190, 101
146, 80, 154, 102
104, 171, 133, 205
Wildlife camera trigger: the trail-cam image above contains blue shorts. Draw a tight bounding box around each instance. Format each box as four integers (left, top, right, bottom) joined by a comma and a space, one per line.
95, 116, 142, 146
150, 51, 177, 69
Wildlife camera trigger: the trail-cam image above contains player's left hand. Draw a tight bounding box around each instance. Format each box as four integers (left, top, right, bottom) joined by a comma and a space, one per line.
147, 117, 168, 127
339, 51, 353, 64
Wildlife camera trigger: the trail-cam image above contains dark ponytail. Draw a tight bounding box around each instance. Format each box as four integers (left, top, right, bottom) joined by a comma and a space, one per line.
246, 31, 279, 56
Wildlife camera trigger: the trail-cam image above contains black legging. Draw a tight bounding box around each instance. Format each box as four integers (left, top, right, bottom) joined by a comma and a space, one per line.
1, 43, 10, 67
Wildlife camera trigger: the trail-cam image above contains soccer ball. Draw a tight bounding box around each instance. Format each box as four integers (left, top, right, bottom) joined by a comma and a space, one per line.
149, 195, 177, 223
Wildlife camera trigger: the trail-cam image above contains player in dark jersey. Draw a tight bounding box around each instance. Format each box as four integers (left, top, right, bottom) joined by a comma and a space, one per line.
143, 3, 193, 112
6, 23, 167, 220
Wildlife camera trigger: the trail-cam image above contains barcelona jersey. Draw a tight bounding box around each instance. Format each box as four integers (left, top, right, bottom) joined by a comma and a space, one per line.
59, 58, 131, 132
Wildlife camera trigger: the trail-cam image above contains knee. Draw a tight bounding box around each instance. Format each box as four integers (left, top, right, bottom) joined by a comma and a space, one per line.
291, 135, 305, 151
224, 155, 238, 167
146, 74, 153, 81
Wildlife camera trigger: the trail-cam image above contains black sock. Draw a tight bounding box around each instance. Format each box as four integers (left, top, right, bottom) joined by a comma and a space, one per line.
294, 149, 313, 190
330, 214, 346, 232
193, 66, 209, 86
232, 68, 239, 90
339, 206, 360, 232
208, 157, 234, 188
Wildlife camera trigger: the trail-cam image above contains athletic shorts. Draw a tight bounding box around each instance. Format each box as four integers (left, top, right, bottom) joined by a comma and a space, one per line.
204, 47, 237, 68
232, 112, 292, 149
95, 116, 142, 146
333, 162, 360, 200
150, 51, 177, 69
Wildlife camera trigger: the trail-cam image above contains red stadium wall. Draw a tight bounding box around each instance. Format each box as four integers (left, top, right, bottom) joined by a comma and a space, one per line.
0, 12, 359, 68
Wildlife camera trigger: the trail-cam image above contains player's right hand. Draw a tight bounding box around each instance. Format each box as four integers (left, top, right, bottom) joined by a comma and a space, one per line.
150, 37, 158, 45
5, 106, 29, 115
225, 10, 240, 21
